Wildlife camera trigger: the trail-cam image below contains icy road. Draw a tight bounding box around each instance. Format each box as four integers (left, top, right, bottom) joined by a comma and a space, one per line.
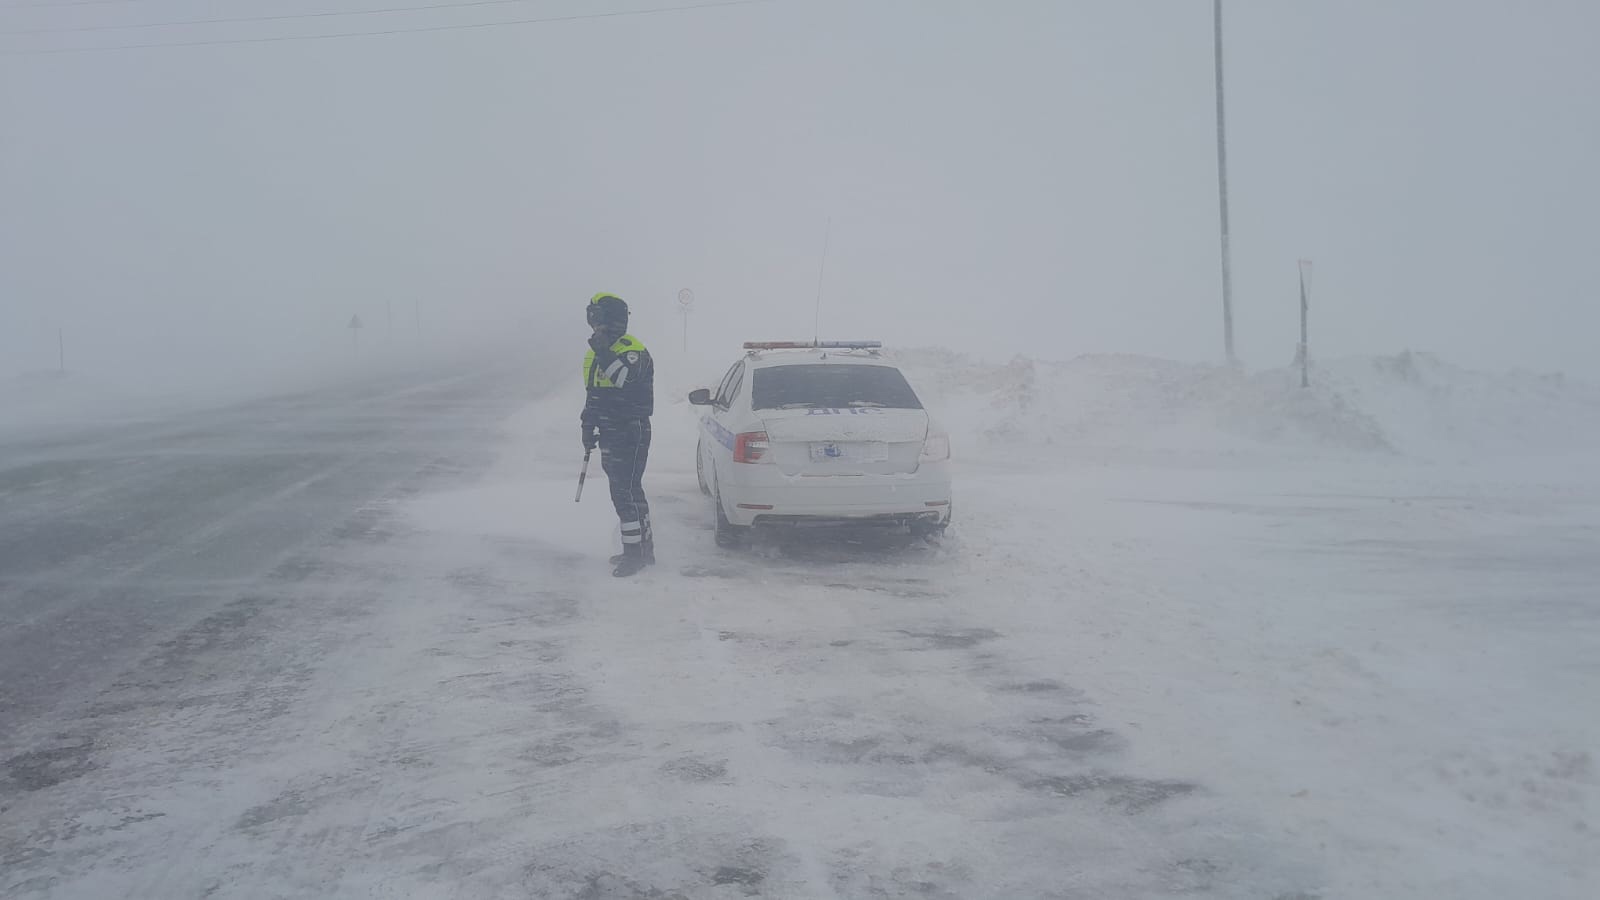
1, 360, 1595, 899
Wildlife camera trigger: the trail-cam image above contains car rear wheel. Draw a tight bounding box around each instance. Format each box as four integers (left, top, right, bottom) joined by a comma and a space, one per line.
696, 440, 711, 496
713, 481, 749, 549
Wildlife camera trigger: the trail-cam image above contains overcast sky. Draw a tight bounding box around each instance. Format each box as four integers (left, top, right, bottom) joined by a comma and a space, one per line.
3, 0, 1597, 392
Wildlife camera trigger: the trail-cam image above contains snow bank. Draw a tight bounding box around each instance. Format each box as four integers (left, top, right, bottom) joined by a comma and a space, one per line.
888, 348, 1600, 464
1314, 351, 1600, 461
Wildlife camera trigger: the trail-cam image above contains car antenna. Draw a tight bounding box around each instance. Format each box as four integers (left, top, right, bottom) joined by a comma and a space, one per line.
812, 216, 831, 346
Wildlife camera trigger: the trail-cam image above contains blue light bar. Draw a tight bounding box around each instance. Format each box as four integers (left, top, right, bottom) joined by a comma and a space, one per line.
743, 340, 882, 350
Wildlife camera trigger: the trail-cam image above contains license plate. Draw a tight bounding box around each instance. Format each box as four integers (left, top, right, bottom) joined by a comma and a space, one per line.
809, 441, 888, 463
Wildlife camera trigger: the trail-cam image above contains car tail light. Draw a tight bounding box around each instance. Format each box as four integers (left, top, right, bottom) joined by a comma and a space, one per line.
920, 433, 950, 462
733, 431, 771, 463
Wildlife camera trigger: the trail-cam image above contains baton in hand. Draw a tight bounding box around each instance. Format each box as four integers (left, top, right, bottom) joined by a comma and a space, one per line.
575, 449, 592, 502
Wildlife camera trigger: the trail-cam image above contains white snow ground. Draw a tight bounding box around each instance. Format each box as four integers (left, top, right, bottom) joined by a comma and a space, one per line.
4, 350, 1596, 898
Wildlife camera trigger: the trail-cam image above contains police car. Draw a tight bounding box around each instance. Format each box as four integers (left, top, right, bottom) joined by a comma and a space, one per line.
689, 341, 952, 547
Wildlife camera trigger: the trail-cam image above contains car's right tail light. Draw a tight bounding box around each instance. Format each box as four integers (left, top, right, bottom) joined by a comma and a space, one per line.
920, 433, 950, 462
733, 431, 771, 463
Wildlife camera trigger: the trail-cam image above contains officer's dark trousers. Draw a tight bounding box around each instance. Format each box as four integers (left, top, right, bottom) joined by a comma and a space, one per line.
598, 417, 652, 554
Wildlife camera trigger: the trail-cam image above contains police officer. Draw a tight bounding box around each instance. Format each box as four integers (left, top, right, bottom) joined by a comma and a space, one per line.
581, 293, 655, 577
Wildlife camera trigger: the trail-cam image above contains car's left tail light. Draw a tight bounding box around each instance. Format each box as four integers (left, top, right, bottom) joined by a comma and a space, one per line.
734, 431, 771, 463
920, 433, 950, 462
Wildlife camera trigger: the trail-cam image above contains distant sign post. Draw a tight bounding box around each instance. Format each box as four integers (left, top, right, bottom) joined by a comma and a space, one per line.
677, 288, 694, 353
349, 313, 363, 354
1296, 260, 1313, 388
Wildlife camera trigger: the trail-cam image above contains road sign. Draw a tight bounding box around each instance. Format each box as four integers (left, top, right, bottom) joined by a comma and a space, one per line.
677, 289, 694, 353
349, 315, 363, 330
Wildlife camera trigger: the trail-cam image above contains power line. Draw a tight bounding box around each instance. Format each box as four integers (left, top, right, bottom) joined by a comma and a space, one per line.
1, 0, 155, 9
1, 0, 777, 54
1, 0, 553, 36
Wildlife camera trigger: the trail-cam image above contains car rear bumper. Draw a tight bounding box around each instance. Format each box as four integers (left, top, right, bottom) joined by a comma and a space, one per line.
721, 463, 952, 528
748, 511, 948, 529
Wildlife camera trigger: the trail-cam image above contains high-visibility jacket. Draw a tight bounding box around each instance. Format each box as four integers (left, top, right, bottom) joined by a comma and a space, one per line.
582, 333, 654, 424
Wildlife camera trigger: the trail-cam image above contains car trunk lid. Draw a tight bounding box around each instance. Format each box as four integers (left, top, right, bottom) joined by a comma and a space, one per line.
759, 407, 929, 476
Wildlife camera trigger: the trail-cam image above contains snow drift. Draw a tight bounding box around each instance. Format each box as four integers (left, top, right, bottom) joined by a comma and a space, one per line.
885, 348, 1600, 463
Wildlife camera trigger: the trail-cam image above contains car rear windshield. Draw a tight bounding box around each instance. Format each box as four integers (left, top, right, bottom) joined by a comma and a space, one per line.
751, 364, 924, 411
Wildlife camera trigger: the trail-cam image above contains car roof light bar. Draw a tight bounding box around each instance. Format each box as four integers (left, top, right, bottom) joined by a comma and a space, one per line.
742, 341, 883, 350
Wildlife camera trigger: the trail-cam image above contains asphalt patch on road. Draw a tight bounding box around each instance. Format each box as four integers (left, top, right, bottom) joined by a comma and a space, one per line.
897, 627, 1002, 650
660, 756, 730, 783
2, 734, 96, 792
1022, 771, 1198, 813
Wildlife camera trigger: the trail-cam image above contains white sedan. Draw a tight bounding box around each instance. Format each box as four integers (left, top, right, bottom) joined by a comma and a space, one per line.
689, 342, 952, 547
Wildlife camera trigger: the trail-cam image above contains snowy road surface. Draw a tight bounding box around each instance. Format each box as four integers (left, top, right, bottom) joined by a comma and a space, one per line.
2, 361, 1595, 899
0, 367, 527, 730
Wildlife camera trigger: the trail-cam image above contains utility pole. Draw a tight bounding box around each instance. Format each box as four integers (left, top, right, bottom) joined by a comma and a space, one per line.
58, 328, 65, 374
1214, 0, 1237, 364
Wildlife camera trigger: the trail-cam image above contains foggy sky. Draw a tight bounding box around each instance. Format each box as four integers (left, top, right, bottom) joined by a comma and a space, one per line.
3, 0, 1597, 394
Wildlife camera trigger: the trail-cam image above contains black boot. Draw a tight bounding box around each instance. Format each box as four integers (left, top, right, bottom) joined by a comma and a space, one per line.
609, 547, 656, 567
610, 515, 655, 568
612, 544, 649, 578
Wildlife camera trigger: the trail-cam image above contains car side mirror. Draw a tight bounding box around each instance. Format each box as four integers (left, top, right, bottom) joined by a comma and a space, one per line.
688, 388, 713, 406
